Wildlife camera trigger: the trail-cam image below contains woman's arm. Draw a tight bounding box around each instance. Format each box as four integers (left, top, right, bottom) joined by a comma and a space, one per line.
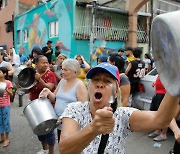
125, 63, 132, 75
35, 72, 55, 90
7, 64, 14, 76
39, 83, 61, 102
129, 93, 179, 132
5, 87, 13, 97
59, 107, 114, 154
38, 78, 55, 90
59, 118, 98, 154
120, 84, 130, 107
81, 56, 90, 72
76, 81, 88, 102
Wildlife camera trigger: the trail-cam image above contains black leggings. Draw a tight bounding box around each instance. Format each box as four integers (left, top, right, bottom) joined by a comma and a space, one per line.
173, 121, 180, 154
173, 141, 180, 154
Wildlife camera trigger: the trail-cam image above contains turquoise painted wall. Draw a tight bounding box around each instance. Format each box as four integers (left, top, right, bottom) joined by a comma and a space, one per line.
14, 0, 125, 64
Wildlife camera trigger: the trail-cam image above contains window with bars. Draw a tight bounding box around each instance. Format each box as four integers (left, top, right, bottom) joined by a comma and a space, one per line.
49, 20, 58, 38
74, 8, 129, 41
23, 29, 28, 42
17, 30, 21, 44
74, 7, 149, 43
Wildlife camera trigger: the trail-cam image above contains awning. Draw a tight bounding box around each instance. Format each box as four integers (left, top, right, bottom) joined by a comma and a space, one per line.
0, 45, 7, 50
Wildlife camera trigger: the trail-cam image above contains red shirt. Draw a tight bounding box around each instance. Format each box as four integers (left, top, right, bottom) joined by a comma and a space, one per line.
30, 70, 56, 101
0, 80, 13, 107
155, 76, 166, 94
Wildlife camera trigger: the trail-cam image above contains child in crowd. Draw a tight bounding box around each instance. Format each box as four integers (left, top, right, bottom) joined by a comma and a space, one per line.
0, 67, 13, 148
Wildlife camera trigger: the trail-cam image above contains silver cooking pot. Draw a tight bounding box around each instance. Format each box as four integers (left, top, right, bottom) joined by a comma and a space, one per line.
0, 82, 6, 97
13, 65, 36, 89
151, 11, 180, 97
23, 98, 58, 136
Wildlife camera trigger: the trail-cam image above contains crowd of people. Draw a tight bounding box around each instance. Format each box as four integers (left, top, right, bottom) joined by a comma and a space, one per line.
0, 42, 179, 154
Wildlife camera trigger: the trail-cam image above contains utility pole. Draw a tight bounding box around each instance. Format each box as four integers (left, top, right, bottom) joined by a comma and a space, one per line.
89, 0, 97, 66
149, 0, 153, 53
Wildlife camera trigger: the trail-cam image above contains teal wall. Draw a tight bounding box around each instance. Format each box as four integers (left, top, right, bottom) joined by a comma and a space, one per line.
14, 0, 125, 64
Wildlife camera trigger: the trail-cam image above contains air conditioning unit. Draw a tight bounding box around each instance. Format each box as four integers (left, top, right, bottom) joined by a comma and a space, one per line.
5, 21, 13, 33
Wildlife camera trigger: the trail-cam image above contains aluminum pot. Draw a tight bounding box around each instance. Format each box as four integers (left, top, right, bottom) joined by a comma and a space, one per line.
23, 98, 58, 136
0, 82, 6, 97
13, 65, 36, 89
151, 11, 180, 97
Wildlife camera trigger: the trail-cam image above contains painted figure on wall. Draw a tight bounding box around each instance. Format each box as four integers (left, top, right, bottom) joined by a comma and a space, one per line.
92, 40, 116, 62
28, 14, 46, 50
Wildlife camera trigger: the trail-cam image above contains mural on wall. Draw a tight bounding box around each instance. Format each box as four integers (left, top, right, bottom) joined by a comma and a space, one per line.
14, 0, 124, 62
44, 0, 58, 16
54, 40, 71, 52
15, 0, 71, 57
28, 13, 46, 50
92, 40, 117, 60
89, 40, 124, 66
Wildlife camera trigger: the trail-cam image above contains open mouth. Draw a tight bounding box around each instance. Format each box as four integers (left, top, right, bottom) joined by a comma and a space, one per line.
94, 92, 102, 100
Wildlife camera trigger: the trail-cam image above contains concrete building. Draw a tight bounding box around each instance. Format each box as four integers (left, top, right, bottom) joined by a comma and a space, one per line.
0, 0, 37, 52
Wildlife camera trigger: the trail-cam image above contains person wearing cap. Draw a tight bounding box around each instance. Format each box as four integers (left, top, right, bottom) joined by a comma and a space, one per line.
97, 55, 108, 64
42, 40, 53, 64
108, 53, 130, 107
58, 62, 179, 154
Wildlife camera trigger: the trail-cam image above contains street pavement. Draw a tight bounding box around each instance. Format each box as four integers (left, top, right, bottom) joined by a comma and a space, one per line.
0, 93, 175, 154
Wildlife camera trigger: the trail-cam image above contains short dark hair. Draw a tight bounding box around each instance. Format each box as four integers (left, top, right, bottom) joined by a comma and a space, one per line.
144, 53, 151, 59
125, 47, 134, 52
31, 46, 42, 55
0, 67, 9, 80
118, 48, 124, 53
47, 40, 52, 45
133, 47, 142, 58
35, 55, 47, 64
109, 53, 125, 73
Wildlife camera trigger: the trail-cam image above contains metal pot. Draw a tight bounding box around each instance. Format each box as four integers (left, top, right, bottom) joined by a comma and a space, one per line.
151, 11, 180, 97
23, 98, 58, 136
0, 82, 6, 97
13, 65, 36, 89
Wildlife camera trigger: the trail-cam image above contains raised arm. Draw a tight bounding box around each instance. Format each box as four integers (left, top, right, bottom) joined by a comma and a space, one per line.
129, 93, 179, 132
81, 56, 90, 72
120, 84, 130, 107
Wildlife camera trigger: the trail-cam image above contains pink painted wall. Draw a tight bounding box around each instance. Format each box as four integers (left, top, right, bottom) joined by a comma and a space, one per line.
0, 0, 15, 52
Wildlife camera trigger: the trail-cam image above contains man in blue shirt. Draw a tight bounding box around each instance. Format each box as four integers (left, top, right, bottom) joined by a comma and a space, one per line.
19, 52, 28, 65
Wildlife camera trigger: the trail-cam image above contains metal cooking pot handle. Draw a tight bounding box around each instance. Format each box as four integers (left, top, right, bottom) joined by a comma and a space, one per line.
46, 119, 61, 133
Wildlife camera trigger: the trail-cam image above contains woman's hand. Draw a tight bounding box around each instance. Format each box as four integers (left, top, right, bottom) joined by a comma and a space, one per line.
39, 88, 50, 98
56, 117, 62, 125
49, 64, 55, 72
35, 72, 41, 81
90, 107, 115, 135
